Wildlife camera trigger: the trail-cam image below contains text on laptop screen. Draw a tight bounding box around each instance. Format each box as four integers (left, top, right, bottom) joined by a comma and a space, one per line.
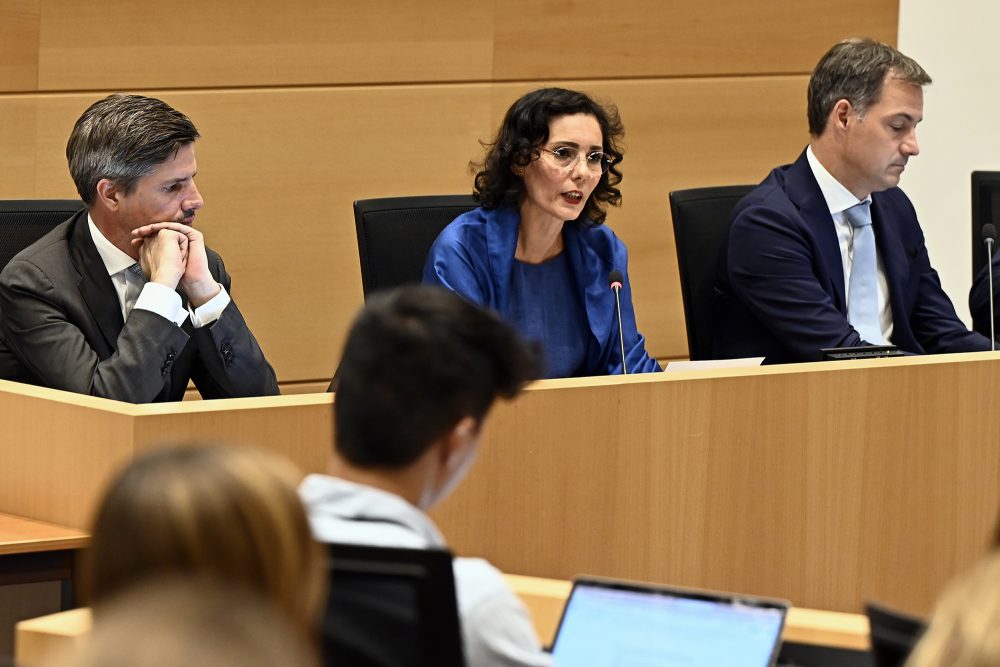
551, 584, 785, 666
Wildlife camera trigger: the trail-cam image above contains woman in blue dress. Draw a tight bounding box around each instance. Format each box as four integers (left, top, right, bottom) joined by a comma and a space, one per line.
423, 87, 660, 378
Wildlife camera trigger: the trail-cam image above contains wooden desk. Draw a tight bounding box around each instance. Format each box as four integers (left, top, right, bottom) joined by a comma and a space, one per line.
0, 381, 333, 529
433, 351, 1000, 615
0, 514, 88, 609
14, 608, 89, 665
503, 574, 870, 651
2, 352, 999, 616
15, 577, 869, 664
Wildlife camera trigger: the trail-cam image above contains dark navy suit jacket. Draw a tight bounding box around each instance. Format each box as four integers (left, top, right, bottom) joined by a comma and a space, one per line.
714, 150, 991, 363
970, 255, 1000, 337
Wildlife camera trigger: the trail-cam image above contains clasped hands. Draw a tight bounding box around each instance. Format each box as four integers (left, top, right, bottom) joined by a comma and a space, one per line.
130, 222, 221, 308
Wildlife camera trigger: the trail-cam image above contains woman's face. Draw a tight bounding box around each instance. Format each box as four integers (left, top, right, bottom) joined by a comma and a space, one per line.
519, 113, 604, 227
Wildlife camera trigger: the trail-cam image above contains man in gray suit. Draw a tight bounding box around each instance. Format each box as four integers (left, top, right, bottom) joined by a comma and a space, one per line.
0, 94, 278, 403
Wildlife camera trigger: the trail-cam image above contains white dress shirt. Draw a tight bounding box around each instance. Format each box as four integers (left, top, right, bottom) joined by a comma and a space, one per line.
87, 214, 230, 327
805, 146, 894, 343
300, 474, 553, 667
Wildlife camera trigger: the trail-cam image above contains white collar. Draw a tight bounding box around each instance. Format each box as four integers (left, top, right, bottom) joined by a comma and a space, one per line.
806, 145, 871, 215
87, 213, 136, 276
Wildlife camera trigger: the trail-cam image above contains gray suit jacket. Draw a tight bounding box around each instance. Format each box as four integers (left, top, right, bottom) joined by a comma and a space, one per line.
0, 209, 278, 403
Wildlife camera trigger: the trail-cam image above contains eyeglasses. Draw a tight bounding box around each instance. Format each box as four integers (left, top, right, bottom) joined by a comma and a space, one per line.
537, 146, 615, 174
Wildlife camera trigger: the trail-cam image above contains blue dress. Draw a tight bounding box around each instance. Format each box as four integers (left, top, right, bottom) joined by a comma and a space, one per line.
506, 254, 589, 377
422, 205, 660, 377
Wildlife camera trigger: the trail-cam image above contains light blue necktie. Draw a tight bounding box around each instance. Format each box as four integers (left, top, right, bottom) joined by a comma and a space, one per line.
846, 202, 884, 344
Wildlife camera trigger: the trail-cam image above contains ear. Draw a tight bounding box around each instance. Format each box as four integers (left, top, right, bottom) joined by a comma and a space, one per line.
95, 178, 122, 212
440, 415, 480, 464
830, 99, 854, 132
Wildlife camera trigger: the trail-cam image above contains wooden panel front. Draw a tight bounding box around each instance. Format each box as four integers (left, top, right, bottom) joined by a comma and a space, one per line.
0, 381, 334, 529
433, 353, 1000, 615
1, 354, 995, 613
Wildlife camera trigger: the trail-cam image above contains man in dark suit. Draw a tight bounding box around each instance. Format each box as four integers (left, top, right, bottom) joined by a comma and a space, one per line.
0, 94, 278, 402
713, 38, 992, 363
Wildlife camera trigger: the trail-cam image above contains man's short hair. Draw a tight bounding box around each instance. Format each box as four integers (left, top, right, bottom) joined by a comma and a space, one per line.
333, 285, 541, 468
66, 94, 200, 206
807, 38, 931, 136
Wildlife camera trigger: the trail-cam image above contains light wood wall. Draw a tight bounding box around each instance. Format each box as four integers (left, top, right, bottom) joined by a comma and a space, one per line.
0, 0, 898, 384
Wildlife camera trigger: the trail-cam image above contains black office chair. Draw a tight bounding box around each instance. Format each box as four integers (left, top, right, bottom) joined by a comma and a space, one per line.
0, 200, 82, 270
353, 195, 477, 298
668, 185, 755, 360
971, 171, 1000, 281
865, 601, 926, 667
321, 542, 465, 667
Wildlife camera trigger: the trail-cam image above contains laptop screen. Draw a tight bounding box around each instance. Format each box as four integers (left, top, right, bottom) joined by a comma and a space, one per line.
551, 579, 787, 667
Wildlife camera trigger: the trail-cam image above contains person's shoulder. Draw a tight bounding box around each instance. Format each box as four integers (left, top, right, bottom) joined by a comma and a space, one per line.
739, 166, 796, 210
572, 219, 626, 261
430, 205, 504, 257
452, 556, 515, 608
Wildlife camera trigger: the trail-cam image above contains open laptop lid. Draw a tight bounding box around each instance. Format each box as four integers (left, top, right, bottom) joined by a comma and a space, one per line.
550, 577, 789, 667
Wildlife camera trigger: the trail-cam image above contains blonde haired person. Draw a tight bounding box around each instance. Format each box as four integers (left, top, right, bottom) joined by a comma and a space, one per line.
905, 551, 1000, 667
84, 445, 326, 633
45, 578, 319, 667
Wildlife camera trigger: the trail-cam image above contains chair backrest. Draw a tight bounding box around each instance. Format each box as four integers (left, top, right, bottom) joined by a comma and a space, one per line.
971, 171, 1000, 280
0, 200, 83, 271
864, 601, 926, 667
0, 199, 83, 269
668, 185, 756, 360
321, 542, 465, 667
353, 195, 478, 298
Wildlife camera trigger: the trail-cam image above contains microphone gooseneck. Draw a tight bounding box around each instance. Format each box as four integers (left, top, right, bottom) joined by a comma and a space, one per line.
984, 224, 998, 351
608, 270, 627, 374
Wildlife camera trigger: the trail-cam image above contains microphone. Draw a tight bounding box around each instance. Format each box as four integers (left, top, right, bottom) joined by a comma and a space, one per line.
609, 270, 627, 374
983, 223, 997, 351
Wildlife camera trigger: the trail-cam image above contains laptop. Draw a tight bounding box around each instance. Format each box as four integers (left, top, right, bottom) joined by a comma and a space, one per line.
550, 577, 789, 667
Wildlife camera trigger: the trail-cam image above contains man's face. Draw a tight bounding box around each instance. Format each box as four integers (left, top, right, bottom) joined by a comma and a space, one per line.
839, 74, 923, 198
115, 142, 204, 231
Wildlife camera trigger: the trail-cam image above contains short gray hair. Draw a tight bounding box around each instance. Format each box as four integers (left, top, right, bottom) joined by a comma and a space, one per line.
807, 38, 931, 136
66, 94, 200, 206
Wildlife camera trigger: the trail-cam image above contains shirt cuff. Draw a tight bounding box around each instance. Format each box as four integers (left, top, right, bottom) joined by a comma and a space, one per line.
133, 282, 187, 326
188, 284, 231, 328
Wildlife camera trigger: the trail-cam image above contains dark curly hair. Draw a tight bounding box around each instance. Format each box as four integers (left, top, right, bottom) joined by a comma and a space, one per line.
473, 87, 624, 226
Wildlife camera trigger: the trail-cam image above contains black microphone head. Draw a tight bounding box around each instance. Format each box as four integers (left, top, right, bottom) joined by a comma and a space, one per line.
608, 269, 624, 288
984, 223, 997, 244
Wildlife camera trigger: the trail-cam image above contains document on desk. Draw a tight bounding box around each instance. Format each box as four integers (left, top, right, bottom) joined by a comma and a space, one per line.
665, 358, 764, 372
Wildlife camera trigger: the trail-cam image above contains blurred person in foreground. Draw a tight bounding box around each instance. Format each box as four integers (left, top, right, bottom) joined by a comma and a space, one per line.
905, 551, 1000, 667
303, 285, 552, 666
84, 444, 325, 636
44, 578, 319, 667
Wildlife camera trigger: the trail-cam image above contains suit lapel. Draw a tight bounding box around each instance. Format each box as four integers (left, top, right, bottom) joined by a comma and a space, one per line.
785, 152, 849, 312
68, 212, 125, 354
870, 194, 910, 332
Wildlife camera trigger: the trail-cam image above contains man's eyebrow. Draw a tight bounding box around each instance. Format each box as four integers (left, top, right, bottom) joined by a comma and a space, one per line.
161, 172, 196, 186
